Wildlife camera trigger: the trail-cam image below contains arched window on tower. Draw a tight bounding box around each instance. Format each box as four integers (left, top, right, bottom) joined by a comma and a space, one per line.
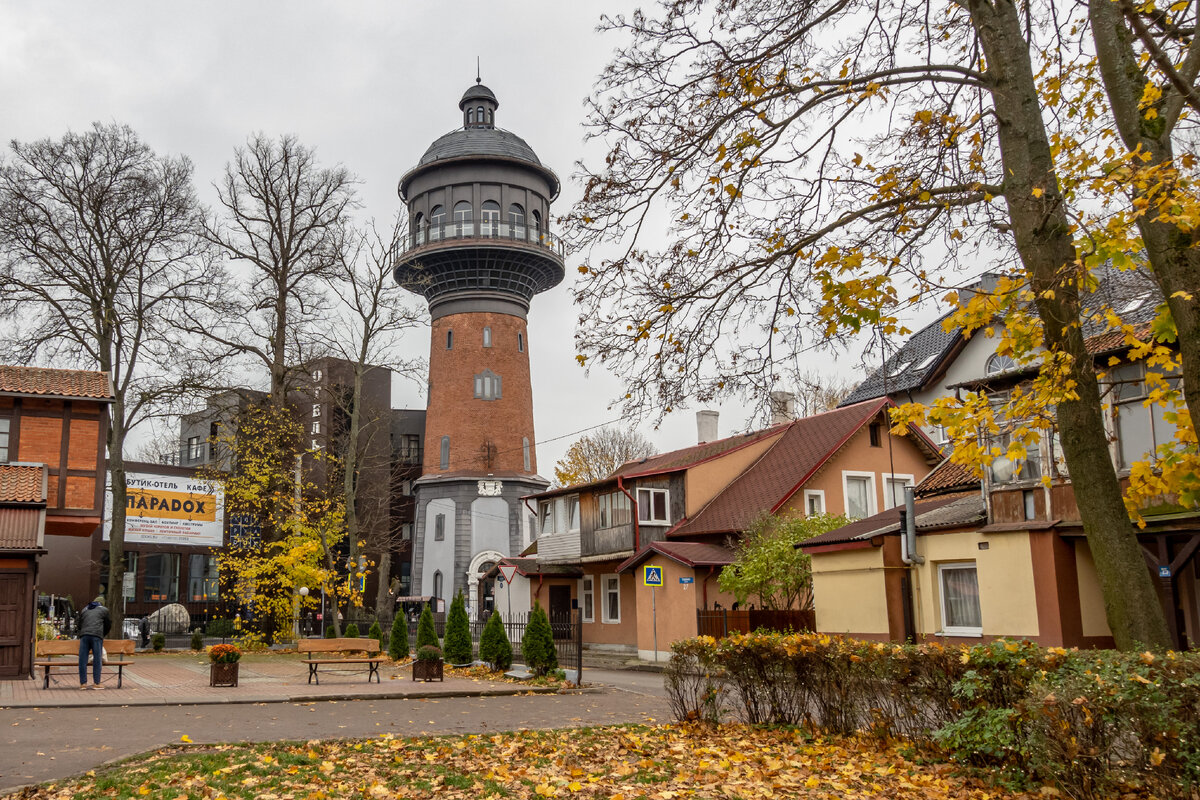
532, 209, 542, 237
481, 201, 500, 236
430, 205, 445, 240
518, 332, 524, 353
446, 329, 453, 349
413, 212, 424, 246
440, 435, 450, 470
453, 201, 473, 236
523, 437, 531, 471
508, 204, 525, 238
467, 108, 474, 125
482, 326, 492, 348
477, 105, 484, 123
486, 109, 493, 124
433, 571, 443, 600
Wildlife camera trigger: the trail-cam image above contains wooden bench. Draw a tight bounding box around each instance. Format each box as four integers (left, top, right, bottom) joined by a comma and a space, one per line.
297, 638, 388, 685
34, 639, 136, 689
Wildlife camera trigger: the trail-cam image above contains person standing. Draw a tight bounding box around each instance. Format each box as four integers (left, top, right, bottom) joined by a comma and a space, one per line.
76, 596, 111, 689
139, 616, 151, 649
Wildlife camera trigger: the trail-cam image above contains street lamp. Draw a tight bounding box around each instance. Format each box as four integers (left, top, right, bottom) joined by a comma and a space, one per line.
299, 587, 310, 637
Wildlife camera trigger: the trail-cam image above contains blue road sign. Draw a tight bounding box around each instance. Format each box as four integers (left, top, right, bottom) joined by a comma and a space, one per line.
679, 576, 694, 584
643, 565, 663, 586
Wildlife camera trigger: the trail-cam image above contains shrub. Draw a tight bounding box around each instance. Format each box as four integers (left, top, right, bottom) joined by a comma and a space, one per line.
478, 611, 513, 671
344, 622, 360, 639
368, 620, 384, 649
416, 605, 439, 651
522, 603, 558, 676
417, 645, 442, 662
443, 592, 472, 664
389, 612, 410, 660
151, 632, 166, 652
207, 643, 241, 663
190, 629, 204, 651
325, 625, 336, 639
206, 618, 234, 638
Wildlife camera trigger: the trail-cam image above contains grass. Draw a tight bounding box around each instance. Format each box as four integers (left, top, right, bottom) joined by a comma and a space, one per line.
14, 724, 1039, 800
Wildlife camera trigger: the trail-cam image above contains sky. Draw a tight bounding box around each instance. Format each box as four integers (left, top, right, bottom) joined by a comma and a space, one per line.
0, 1, 876, 472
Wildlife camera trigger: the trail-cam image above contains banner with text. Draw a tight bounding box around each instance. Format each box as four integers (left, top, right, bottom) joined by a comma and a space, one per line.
103, 472, 225, 547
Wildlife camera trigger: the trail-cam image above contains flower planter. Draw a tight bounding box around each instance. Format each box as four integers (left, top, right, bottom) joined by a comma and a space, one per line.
412, 659, 444, 682
210, 661, 239, 687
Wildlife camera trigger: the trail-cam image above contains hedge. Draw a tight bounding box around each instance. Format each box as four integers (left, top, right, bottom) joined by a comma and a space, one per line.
665, 632, 1200, 799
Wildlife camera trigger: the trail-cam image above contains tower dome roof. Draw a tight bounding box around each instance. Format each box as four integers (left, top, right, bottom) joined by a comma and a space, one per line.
418, 127, 542, 167
460, 81, 498, 108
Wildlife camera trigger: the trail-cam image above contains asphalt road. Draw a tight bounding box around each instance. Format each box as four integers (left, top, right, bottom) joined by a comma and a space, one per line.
0, 673, 672, 794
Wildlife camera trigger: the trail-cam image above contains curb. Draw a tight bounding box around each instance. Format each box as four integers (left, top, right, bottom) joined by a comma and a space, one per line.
0, 684, 559, 710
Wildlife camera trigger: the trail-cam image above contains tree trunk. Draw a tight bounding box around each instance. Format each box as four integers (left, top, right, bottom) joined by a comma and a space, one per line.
374, 551, 393, 627
967, 0, 1172, 650
1089, 0, 1200, 422
344, 362, 364, 588
103, 355, 127, 635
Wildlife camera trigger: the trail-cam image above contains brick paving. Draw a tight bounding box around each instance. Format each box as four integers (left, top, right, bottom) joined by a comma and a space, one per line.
1, 652, 544, 708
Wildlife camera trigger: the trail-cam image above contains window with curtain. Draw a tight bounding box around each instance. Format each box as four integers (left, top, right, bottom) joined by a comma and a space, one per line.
939, 562, 982, 634
636, 488, 670, 524
843, 474, 872, 518
597, 491, 632, 528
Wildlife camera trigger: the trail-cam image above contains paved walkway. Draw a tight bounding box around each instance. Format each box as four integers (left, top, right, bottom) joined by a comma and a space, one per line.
1, 652, 543, 708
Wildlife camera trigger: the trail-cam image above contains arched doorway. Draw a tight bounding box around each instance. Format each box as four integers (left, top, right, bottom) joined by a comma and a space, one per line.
467, 550, 504, 619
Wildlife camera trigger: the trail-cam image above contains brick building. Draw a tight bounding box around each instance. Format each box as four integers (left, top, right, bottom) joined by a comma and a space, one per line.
394, 80, 562, 613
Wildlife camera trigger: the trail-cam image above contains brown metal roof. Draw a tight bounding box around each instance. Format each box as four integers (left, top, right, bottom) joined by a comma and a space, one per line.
617, 541, 737, 573
0, 365, 112, 400
611, 425, 788, 478
669, 399, 897, 538
800, 493, 984, 548
916, 458, 980, 497
0, 507, 44, 550
0, 464, 46, 503
486, 557, 583, 579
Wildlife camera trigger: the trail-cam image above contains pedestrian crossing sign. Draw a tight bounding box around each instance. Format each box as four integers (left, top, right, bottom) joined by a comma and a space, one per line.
643, 565, 663, 586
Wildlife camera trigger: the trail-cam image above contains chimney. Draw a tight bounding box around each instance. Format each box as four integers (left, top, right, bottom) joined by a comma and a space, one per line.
769, 391, 796, 424
696, 410, 719, 444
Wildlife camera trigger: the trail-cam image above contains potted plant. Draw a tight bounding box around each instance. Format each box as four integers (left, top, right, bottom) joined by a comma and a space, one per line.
208, 643, 241, 687
412, 645, 444, 682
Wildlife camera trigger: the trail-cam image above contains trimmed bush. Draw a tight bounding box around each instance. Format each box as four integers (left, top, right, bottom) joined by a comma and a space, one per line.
151, 632, 165, 652
417, 644, 442, 662
522, 603, 558, 676
368, 620, 384, 649
664, 632, 1200, 799
325, 625, 336, 638
443, 592, 472, 664
190, 629, 204, 651
389, 611, 410, 660
479, 611, 513, 671
344, 622, 360, 639
415, 605, 439, 651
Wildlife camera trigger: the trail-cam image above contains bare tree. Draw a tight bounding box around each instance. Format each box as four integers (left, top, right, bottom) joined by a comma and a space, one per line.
554, 426, 659, 486
328, 216, 425, 624
0, 122, 223, 631
200, 134, 357, 405
785, 370, 857, 418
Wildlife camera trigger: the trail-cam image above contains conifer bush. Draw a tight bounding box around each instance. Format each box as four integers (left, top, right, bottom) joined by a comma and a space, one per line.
443, 592, 472, 664
344, 622, 360, 639
388, 611, 410, 660
324, 625, 336, 638
368, 620, 384, 648
522, 603, 558, 676
479, 610, 513, 671
415, 604, 439, 651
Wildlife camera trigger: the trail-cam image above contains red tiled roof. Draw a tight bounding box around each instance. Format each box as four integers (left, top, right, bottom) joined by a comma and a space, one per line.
611, 425, 788, 478
486, 557, 583, 579
0, 464, 47, 503
669, 400, 891, 538
800, 493, 983, 548
0, 365, 112, 400
916, 458, 979, 497
617, 541, 737, 573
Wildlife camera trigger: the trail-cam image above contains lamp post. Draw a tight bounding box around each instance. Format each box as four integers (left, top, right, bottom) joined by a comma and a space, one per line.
299, 587, 310, 637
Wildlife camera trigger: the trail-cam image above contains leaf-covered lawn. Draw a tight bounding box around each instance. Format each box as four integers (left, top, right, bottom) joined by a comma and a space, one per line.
18, 725, 1030, 800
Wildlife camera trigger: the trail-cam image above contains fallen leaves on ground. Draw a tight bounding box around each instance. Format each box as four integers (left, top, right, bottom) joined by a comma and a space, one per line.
14, 724, 1038, 799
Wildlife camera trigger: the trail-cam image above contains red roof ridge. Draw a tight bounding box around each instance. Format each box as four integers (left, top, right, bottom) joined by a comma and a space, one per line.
0, 365, 113, 400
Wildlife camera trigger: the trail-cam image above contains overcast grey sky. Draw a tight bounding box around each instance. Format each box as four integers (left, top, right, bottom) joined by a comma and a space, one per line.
0, 1, 867, 471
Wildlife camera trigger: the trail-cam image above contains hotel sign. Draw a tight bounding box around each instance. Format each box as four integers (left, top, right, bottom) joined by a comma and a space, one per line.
103, 472, 225, 547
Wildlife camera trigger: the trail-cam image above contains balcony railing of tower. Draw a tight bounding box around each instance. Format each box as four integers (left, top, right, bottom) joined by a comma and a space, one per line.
402, 221, 566, 258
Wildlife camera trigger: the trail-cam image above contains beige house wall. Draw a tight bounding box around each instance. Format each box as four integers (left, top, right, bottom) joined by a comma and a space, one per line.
684, 431, 785, 517
632, 557, 710, 660
1074, 542, 1114, 638
579, 564, 640, 648
780, 425, 934, 519
912, 531, 1039, 638
810, 546, 889, 635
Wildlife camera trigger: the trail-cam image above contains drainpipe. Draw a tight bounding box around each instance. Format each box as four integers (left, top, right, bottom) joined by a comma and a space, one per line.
902, 486, 924, 565
617, 475, 640, 552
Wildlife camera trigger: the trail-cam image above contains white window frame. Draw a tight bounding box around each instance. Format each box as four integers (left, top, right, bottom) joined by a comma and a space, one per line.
881, 473, 915, 510
636, 488, 670, 525
841, 471, 877, 518
803, 489, 825, 516
938, 561, 983, 637
601, 573, 621, 624
579, 575, 595, 623
538, 500, 557, 536
567, 495, 581, 533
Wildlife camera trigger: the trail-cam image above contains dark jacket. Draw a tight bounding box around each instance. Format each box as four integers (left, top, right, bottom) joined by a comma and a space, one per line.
76, 598, 111, 638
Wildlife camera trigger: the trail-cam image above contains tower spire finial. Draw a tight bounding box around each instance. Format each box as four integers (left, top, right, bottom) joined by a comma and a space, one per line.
476, 57, 481, 84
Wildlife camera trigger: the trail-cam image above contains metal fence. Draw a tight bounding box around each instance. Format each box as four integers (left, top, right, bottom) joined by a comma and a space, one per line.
696, 609, 815, 638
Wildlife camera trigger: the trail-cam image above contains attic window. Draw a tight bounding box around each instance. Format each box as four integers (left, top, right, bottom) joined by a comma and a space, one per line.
1120, 295, 1149, 314
985, 353, 1016, 375
887, 360, 912, 377
914, 353, 938, 371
